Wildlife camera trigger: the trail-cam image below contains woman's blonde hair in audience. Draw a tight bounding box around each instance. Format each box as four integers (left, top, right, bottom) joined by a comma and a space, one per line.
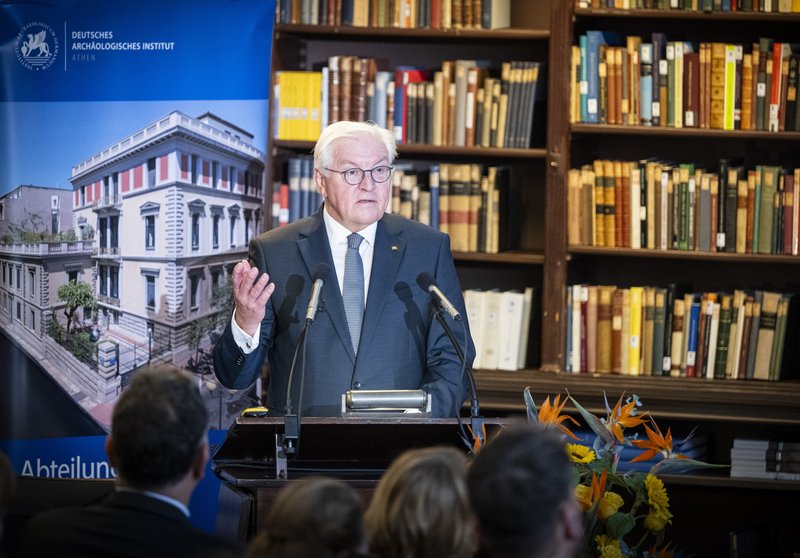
365, 446, 476, 558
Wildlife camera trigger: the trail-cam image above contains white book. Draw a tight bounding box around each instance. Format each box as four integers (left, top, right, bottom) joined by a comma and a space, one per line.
571, 285, 583, 373
705, 302, 720, 379
517, 287, 535, 369
480, 289, 503, 370
320, 67, 329, 129
373, 71, 392, 130
464, 289, 486, 370
498, 290, 525, 371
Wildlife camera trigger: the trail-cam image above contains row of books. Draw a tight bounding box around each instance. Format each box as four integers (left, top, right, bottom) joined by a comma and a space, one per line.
273, 57, 546, 148
576, 0, 800, 11
564, 284, 798, 381
567, 160, 800, 256
277, 0, 511, 29
464, 287, 540, 371
571, 33, 800, 132
270, 158, 523, 254
730, 437, 800, 480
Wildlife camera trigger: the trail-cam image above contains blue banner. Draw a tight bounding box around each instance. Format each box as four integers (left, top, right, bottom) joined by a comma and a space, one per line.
1, 0, 274, 102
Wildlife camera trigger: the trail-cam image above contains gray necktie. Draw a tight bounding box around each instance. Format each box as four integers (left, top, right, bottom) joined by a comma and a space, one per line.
343, 233, 365, 354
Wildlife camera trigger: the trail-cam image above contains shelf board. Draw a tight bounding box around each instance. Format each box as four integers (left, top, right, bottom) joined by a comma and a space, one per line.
453, 250, 544, 265
275, 23, 549, 41
660, 471, 800, 491
473, 369, 800, 425
272, 139, 548, 159
570, 123, 800, 140
568, 245, 800, 264
574, 7, 800, 22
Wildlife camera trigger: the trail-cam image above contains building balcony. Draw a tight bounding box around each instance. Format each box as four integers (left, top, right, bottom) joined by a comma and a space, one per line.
92, 246, 121, 258
91, 195, 122, 212
97, 293, 120, 307
0, 241, 93, 257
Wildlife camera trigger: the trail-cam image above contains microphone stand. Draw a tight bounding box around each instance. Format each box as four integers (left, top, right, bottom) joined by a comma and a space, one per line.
431, 305, 485, 452
282, 323, 309, 459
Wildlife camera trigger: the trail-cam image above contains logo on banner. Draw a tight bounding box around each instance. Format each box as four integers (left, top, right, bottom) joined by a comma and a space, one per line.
15, 22, 59, 71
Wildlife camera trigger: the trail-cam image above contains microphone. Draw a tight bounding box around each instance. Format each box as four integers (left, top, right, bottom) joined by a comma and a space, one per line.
417, 272, 484, 451
416, 272, 461, 321
283, 263, 329, 459
305, 263, 329, 324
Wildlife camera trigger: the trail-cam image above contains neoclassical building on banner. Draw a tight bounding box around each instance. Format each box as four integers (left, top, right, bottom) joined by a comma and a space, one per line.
70, 111, 264, 363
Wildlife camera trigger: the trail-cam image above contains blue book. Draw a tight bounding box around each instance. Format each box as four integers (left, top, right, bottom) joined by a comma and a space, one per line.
429, 165, 440, 230
685, 297, 701, 377
288, 157, 302, 224
579, 34, 589, 123
300, 157, 314, 218
585, 31, 620, 124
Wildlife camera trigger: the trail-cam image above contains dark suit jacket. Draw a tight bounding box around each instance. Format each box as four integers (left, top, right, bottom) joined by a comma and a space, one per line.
17, 490, 242, 558
213, 209, 474, 417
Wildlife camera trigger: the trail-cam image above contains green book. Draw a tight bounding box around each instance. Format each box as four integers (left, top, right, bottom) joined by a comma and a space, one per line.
714, 295, 733, 379
758, 166, 780, 254
752, 165, 762, 251
769, 295, 791, 381
652, 288, 667, 376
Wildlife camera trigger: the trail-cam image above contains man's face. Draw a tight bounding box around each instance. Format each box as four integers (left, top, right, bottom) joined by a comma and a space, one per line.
316, 136, 391, 232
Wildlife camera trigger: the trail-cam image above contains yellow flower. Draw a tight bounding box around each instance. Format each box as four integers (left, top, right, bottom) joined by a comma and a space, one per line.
575, 483, 593, 512
595, 535, 624, 558
567, 443, 596, 463
645, 507, 672, 532
597, 491, 624, 521
645, 474, 670, 511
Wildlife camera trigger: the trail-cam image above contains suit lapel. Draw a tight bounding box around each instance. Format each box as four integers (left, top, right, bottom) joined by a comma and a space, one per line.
358, 217, 405, 360
297, 211, 356, 363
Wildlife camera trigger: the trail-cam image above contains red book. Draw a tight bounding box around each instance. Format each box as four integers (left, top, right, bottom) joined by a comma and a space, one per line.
279, 183, 290, 227
769, 43, 784, 131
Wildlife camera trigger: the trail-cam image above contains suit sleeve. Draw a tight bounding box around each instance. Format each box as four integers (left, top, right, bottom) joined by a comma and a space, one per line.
213, 237, 275, 390
419, 234, 475, 417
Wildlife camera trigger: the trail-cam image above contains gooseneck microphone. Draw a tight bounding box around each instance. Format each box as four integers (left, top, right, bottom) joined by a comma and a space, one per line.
417, 272, 462, 321
305, 263, 329, 323
416, 272, 484, 451
284, 263, 330, 458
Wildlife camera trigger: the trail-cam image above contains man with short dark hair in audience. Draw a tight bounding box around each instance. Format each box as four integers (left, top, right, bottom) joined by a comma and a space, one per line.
467, 426, 583, 558
18, 365, 242, 558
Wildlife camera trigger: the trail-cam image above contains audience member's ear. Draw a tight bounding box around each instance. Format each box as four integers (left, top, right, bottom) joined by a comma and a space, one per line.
192, 439, 209, 482
105, 435, 117, 468
560, 498, 584, 551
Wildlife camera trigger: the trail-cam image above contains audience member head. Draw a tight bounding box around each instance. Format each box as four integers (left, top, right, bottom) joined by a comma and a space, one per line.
0, 451, 14, 542
106, 365, 208, 498
246, 476, 365, 558
365, 446, 475, 558
467, 426, 582, 558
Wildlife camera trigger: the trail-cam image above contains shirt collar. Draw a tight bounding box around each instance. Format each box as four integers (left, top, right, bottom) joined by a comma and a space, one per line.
116, 486, 191, 518
322, 205, 377, 248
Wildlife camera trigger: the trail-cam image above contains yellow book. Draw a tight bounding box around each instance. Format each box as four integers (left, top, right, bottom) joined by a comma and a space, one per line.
628, 286, 643, 375
709, 43, 726, 130
724, 45, 737, 131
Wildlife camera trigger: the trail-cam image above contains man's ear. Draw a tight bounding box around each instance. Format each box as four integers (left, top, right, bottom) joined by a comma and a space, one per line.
560, 498, 584, 545
105, 435, 117, 468
192, 439, 209, 482
314, 168, 327, 197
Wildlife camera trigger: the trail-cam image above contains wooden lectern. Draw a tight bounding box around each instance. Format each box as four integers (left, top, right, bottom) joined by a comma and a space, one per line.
211, 416, 507, 542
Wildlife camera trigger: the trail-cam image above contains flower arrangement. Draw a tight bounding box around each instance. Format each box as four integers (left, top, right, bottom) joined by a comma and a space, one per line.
524, 387, 721, 558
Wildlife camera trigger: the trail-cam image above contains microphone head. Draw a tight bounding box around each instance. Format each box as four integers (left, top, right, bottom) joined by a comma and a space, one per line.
416, 272, 435, 291
312, 263, 330, 282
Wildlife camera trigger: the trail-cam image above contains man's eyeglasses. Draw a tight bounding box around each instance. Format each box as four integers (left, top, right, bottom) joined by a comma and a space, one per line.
324, 165, 394, 186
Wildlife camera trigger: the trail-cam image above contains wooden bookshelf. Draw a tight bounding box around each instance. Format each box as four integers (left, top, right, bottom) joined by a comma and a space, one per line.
574, 6, 800, 22
571, 123, 800, 140
568, 245, 800, 264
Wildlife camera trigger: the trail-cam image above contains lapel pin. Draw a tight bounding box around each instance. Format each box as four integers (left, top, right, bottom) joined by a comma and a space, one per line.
391, 245, 398, 251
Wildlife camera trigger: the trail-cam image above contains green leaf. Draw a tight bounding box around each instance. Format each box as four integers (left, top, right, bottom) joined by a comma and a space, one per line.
606, 512, 636, 539
524, 386, 539, 425
651, 458, 729, 474
568, 393, 616, 446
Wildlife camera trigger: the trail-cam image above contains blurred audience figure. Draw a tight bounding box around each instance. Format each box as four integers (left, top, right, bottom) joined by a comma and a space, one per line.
0, 451, 15, 554
365, 446, 476, 558
246, 476, 366, 558
18, 365, 242, 558
467, 426, 582, 558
